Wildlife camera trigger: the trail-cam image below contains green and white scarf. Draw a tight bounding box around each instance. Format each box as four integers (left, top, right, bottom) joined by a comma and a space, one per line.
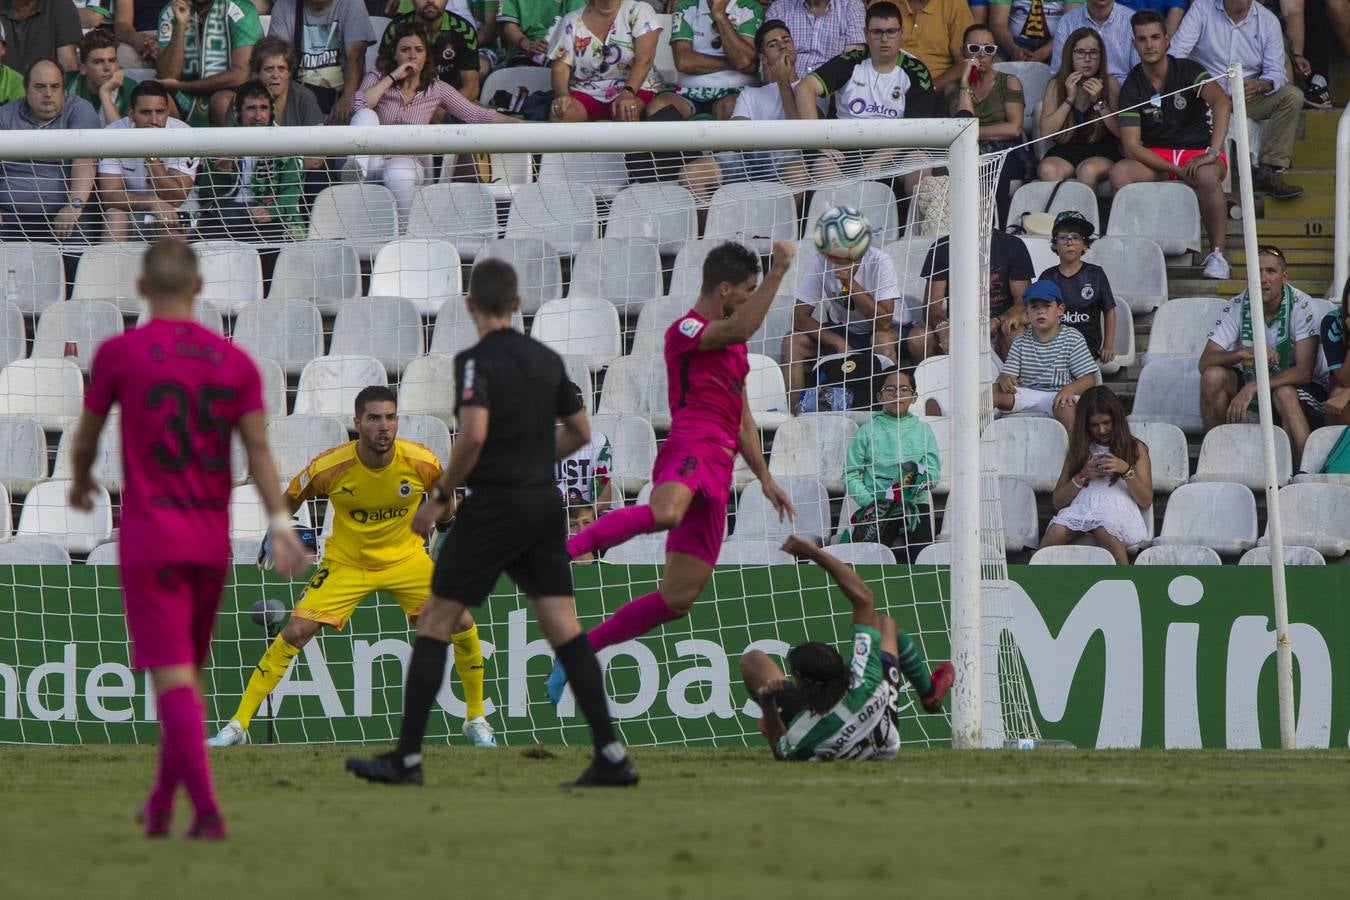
1238, 283, 1295, 410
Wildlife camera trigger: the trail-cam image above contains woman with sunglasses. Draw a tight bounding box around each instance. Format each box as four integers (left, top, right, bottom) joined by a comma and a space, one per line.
946, 24, 1028, 227
1037, 27, 1120, 189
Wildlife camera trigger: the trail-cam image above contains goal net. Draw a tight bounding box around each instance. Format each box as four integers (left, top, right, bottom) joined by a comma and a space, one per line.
0, 118, 1033, 750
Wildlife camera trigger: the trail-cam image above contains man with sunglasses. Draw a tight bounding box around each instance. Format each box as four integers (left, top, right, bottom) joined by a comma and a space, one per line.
895, 0, 972, 89
1037, 210, 1118, 363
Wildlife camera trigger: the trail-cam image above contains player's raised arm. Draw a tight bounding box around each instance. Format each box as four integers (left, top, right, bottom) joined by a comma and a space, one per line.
238, 410, 309, 578
698, 241, 796, 350
780, 535, 880, 629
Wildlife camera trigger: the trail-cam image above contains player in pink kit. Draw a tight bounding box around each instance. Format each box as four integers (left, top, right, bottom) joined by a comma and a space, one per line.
548, 241, 796, 703
67, 240, 308, 840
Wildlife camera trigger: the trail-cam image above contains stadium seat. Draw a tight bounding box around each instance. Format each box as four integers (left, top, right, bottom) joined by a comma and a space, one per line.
1260, 483, 1350, 558
1131, 357, 1204, 434
293, 355, 389, 417
1020, 235, 1057, 275
531, 296, 622, 370
1239, 545, 1326, 566
1142, 298, 1227, 363
1294, 426, 1350, 485
747, 294, 796, 364
605, 182, 698, 255
1029, 544, 1117, 565
1125, 419, 1189, 493
597, 354, 668, 424
913, 354, 998, 418
746, 352, 790, 430
704, 182, 798, 252
481, 64, 552, 106
0, 358, 83, 429
398, 413, 452, 462
365, 16, 390, 68
406, 183, 500, 258
1100, 301, 1135, 376
667, 239, 760, 299
0, 539, 69, 564
505, 183, 599, 254
0, 300, 22, 368
231, 297, 324, 377
84, 541, 118, 565
590, 413, 657, 494
16, 479, 113, 554
1104, 182, 1201, 257
652, 12, 675, 82
560, 354, 595, 411
806, 181, 901, 243
734, 476, 831, 543
369, 238, 463, 317
937, 476, 1038, 552
993, 60, 1052, 133
477, 238, 563, 315
1192, 423, 1292, 490
1005, 179, 1100, 234
1135, 544, 1223, 566
1082, 236, 1168, 313
567, 238, 663, 315
254, 356, 287, 420
717, 538, 794, 565
600, 534, 667, 564
630, 296, 685, 357
31, 300, 124, 374
911, 541, 1005, 566
0, 243, 64, 315
0, 417, 46, 493
330, 296, 425, 377
307, 184, 399, 259
267, 241, 362, 315
767, 413, 857, 495
822, 542, 895, 565
134, 303, 224, 334
266, 416, 350, 482
430, 297, 524, 356
231, 537, 264, 564
229, 483, 315, 541
70, 243, 146, 313
397, 354, 458, 428
1153, 481, 1257, 555
52, 413, 123, 493
881, 236, 935, 314
987, 417, 1069, 492
537, 152, 629, 200
193, 241, 264, 315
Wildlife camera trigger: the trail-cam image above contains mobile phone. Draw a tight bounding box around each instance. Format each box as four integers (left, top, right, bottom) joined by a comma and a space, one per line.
967, 64, 980, 87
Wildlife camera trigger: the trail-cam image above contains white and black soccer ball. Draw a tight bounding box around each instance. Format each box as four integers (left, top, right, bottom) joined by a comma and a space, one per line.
813, 205, 872, 263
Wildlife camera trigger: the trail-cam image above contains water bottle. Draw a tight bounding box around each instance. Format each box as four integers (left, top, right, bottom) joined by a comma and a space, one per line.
4, 268, 17, 306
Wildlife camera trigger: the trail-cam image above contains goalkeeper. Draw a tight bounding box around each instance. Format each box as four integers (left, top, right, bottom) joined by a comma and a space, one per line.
209, 386, 496, 748
740, 536, 954, 761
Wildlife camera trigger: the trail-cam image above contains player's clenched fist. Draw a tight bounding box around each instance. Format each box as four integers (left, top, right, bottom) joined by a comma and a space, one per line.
769, 240, 795, 272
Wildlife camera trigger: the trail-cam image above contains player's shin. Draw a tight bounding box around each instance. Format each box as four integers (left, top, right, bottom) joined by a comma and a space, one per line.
450, 624, 486, 721
232, 635, 301, 730
395, 635, 450, 766
567, 505, 658, 559
553, 633, 622, 759
896, 628, 934, 698
159, 684, 220, 820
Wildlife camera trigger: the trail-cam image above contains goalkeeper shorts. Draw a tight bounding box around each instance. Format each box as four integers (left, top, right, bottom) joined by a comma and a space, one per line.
291, 553, 433, 629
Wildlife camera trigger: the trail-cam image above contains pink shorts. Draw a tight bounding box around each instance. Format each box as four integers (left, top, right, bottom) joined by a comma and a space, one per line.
652, 439, 734, 566
570, 88, 657, 121
120, 562, 229, 670
1147, 147, 1228, 181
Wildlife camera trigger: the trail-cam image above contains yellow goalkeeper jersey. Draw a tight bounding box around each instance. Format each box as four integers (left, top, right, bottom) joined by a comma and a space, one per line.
286, 439, 443, 570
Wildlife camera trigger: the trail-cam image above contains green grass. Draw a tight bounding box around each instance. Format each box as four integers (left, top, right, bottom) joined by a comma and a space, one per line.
3, 746, 1349, 899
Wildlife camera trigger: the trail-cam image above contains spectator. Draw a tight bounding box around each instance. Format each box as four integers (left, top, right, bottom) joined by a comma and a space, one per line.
197, 80, 306, 241
841, 368, 939, 564
67, 28, 139, 124
1109, 10, 1231, 280
0, 0, 80, 73
248, 36, 325, 124
567, 499, 597, 563
1280, 0, 1333, 109
1320, 279, 1350, 427
783, 210, 902, 396
1168, 0, 1304, 200
0, 58, 97, 242
1042, 385, 1151, 565
1050, 0, 1137, 82
1116, 0, 1185, 35
993, 279, 1098, 427
71, 0, 110, 28
381, 0, 482, 100
556, 384, 614, 513
1199, 246, 1325, 469
0, 22, 24, 103
1036, 25, 1120, 188
266, 0, 376, 123
945, 25, 1027, 227
642, 0, 761, 123
157, 0, 262, 125
499, 0, 577, 67
98, 80, 197, 241
548, 0, 664, 122
114, 0, 163, 69
896, 0, 972, 88
763, 0, 864, 78
1037, 211, 1116, 363
388, 0, 497, 76
990, 0, 1080, 63
353, 21, 516, 225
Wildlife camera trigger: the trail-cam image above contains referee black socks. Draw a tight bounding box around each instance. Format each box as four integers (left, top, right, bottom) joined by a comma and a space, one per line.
396, 635, 449, 761
554, 633, 621, 756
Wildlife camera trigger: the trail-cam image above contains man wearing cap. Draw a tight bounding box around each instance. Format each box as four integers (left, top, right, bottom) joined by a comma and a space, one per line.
1037, 211, 1118, 363
994, 279, 1100, 427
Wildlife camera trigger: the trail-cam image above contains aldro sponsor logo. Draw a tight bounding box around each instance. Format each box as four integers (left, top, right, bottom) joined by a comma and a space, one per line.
349, 507, 409, 524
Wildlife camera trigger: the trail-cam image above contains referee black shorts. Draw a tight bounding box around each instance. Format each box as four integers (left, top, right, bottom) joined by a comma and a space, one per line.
431, 486, 573, 607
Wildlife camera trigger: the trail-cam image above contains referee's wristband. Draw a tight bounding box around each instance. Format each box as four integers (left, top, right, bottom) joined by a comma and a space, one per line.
269, 513, 293, 534
430, 484, 451, 504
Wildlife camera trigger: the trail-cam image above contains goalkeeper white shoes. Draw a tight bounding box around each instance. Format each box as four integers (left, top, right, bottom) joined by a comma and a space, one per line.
207, 720, 249, 747
462, 716, 497, 748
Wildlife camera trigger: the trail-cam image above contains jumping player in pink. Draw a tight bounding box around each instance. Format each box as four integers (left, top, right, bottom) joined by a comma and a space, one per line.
548, 241, 796, 703
67, 240, 308, 840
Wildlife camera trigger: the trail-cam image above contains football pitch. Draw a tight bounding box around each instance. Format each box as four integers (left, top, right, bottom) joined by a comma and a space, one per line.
3, 745, 1348, 900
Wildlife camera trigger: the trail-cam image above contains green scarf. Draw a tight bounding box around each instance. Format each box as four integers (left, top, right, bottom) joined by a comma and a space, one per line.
1238, 283, 1295, 411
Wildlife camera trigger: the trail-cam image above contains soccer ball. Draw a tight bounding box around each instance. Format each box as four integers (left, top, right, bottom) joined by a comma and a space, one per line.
813, 206, 873, 263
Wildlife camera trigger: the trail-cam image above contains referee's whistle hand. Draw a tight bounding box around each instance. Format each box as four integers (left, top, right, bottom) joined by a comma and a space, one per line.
268, 529, 311, 580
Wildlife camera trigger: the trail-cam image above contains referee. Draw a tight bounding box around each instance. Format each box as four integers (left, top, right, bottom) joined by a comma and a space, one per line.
346, 259, 637, 788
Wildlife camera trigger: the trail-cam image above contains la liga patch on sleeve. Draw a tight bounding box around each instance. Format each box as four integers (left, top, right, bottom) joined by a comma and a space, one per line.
678, 317, 704, 339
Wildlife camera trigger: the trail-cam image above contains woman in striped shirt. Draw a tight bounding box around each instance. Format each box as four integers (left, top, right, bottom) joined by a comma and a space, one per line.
352, 21, 517, 226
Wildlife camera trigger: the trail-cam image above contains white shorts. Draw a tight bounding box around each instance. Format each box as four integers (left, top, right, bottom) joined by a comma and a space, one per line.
1011, 387, 1060, 416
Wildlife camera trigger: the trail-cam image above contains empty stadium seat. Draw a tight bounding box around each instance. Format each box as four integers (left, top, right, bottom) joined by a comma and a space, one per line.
16, 479, 113, 554
734, 476, 831, 543
747, 295, 796, 364
1153, 481, 1257, 555
705, 182, 798, 251
537, 152, 628, 200
480, 64, 552, 105
605, 182, 698, 255
293, 355, 389, 417
430, 297, 524, 356
1083, 236, 1168, 313
1005, 179, 1100, 234
0, 539, 70, 564
667, 239, 760, 299
398, 354, 457, 428
590, 413, 657, 494
1261, 483, 1350, 558
266, 416, 351, 482
0, 358, 83, 429
1294, 426, 1350, 485
32, 300, 123, 373
1021, 235, 1057, 275
912, 541, 1005, 566
52, 414, 123, 492
229, 483, 314, 541
937, 476, 1038, 552
1135, 544, 1223, 566
597, 354, 668, 423
406, 183, 499, 258
458, 152, 536, 200
913, 354, 1000, 418
256, 356, 287, 419
1192, 423, 1292, 490
71, 244, 145, 313
717, 538, 795, 565
881, 236, 935, 316
822, 542, 895, 565
767, 413, 857, 494
1104, 182, 1201, 257
505, 183, 599, 254
398, 414, 451, 463
993, 60, 1052, 132
231, 297, 324, 377
84, 541, 119, 565
1239, 545, 1327, 566
806, 181, 901, 243
0, 300, 22, 368
1142, 298, 1226, 363
1101, 301, 1135, 376
652, 12, 675, 82
477, 238, 563, 314
0, 417, 46, 493
1125, 419, 1189, 492
567, 238, 663, 315
630, 296, 685, 357
193, 241, 263, 315
600, 534, 667, 564
134, 303, 224, 334
1131, 357, 1204, 434
987, 417, 1069, 492
531, 296, 622, 370
746, 353, 790, 430
0, 243, 64, 315
330, 296, 425, 376
307, 184, 399, 259
1029, 544, 1117, 565
369, 238, 463, 317
267, 241, 362, 315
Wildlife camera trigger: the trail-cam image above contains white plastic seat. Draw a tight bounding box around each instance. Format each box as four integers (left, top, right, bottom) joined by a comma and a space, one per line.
458, 152, 536, 201
567, 238, 663, 315
52, 413, 123, 492
735, 476, 831, 543
1153, 481, 1257, 555
767, 413, 857, 494
134, 303, 224, 334
71, 244, 146, 313
398, 353, 457, 428
881, 236, 935, 317
307, 184, 399, 258
1260, 483, 1350, 558
590, 413, 657, 493
1192, 423, 1292, 490
398, 414, 451, 462
704, 182, 798, 252
988, 417, 1069, 492
1125, 419, 1188, 492
912, 541, 1004, 566
0, 358, 83, 428
1143, 298, 1227, 362
266, 416, 351, 482
1100, 300, 1135, 376
600, 534, 667, 564
747, 294, 797, 364
1104, 182, 1201, 257
406, 183, 499, 258
605, 183, 698, 254
717, 538, 794, 565
369, 238, 463, 317
192, 240, 263, 315
0, 243, 65, 314
1005, 179, 1100, 234
1132, 357, 1204, 434
476, 238, 562, 314
536, 152, 629, 200
0, 300, 22, 367
597, 354, 668, 424
822, 542, 895, 565
231, 297, 324, 377
667, 239, 759, 299
84, 541, 119, 565
1294, 426, 1350, 485
0, 539, 70, 564
746, 352, 790, 430
1020, 235, 1057, 275
267, 241, 362, 315
293, 355, 389, 417
1082, 235, 1168, 313
504, 183, 599, 254
257, 356, 287, 419
229, 483, 314, 541
531, 296, 622, 370
1029, 544, 1117, 565
330, 296, 425, 375
936, 475, 1037, 551
16, 479, 113, 554
0, 417, 47, 493
1239, 544, 1327, 566
993, 60, 1052, 132
806, 181, 901, 242
429, 297, 524, 355
1135, 544, 1223, 566
630, 296, 686, 357
480, 64, 552, 104
31, 300, 124, 373
652, 12, 675, 82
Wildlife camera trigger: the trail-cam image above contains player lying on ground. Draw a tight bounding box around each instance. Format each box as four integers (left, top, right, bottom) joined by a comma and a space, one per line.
347, 259, 637, 788
740, 536, 954, 761
68, 239, 309, 839
210, 385, 496, 748
548, 241, 797, 703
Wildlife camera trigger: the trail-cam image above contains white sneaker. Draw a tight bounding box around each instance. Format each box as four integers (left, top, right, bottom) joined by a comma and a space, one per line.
1202, 250, 1230, 280
462, 716, 497, 748
207, 720, 249, 747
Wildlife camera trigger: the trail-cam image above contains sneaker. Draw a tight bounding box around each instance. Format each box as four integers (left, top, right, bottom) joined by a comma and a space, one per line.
1303, 74, 1332, 109
565, 756, 640, 788
186, 812, 228, 841
206, 720, 248, 748
136, 803, 172, 838
345, 751, 423, 786
545, 658, 569, 705
1202, 249, 1231, 280
462, 716, 497, 748
1252, 166, 1304, 200
921, 660, 956, 714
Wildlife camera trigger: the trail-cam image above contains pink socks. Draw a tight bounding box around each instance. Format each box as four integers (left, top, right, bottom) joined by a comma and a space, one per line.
568, 505, 658, 559
155, 685, 220, 826
588, 591, 685, 651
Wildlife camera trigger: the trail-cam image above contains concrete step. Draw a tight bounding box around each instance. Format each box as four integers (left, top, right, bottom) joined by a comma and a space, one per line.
1169, 275, 1332, 297
1286, 138, 1338, 168
1253, 191, 1336, 219
1300, 110, 1344, 141
1227, 217, 1335, 238
1230, 247, 1333, 266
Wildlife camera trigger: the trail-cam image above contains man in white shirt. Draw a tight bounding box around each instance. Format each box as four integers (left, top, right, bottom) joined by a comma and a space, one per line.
97, 79, 198, 241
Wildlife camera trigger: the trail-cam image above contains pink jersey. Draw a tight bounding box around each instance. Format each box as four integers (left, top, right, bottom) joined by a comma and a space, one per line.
85, 319, 264, 567
664, 310, 749, 451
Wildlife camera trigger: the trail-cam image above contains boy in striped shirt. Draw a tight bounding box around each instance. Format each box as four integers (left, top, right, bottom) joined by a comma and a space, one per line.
994, 279, 1099, 427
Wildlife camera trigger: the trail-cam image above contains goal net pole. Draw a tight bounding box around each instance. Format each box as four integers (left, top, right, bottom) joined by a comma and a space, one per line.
1229, 64, 1295, 749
